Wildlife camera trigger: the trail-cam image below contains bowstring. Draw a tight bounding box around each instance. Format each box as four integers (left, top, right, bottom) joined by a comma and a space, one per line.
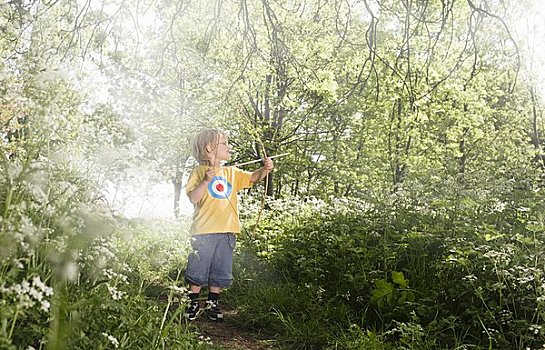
237, 111, 271, 243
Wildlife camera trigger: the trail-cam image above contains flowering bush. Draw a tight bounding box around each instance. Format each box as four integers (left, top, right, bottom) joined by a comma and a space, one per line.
232, 196, 545, 349
0, 122, 200, 349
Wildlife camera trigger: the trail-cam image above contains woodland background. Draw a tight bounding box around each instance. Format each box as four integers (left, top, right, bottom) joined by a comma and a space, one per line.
1, 0, 545, 349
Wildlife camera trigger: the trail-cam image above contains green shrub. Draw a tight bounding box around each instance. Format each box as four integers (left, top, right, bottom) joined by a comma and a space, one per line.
235, 197, 545, 349
0, 133, 208, 349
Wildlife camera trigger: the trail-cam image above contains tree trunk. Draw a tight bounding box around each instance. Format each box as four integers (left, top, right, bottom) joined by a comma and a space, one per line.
173, 156, 189, 218
457, 127, 469, 184
530, 87, 545, 170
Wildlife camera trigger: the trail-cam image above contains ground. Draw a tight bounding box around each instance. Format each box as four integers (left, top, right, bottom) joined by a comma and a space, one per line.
193, 307, 276, 350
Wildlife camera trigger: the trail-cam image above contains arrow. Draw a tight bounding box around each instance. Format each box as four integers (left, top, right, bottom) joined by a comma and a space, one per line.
230, 152, 290, 167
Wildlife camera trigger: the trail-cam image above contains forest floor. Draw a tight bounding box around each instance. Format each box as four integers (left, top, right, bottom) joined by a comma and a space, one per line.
192, 306, 276, 350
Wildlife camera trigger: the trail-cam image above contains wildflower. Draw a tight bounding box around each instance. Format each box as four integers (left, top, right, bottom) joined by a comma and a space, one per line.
529, 324, 542, 335
103, 269, 129, 284
107, 285, 125, 300
40, 300, 50, 312
35, 277, 49, 291
517, 275, 535, 284
101, 333, 119, 348
462, 274, 477, 282
21, 281, 30, 293
14, 260, 24, 269
29, 288, 43, 301
20, 216, 37, 237
492, 201, 506, 212
20, 294, 35, 309
498, 309, 513, 325
169, 285, 187, 294
198, 335, 213, 345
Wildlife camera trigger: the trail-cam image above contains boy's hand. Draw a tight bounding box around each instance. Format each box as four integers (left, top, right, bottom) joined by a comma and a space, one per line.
204, 168, 215, 182
263, 157, 274, 172
250, 158, 274, 183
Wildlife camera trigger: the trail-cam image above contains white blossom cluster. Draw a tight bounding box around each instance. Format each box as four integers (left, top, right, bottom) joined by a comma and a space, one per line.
0, 276, 54, 312
497, 309, 513, 326
169, 285, 188, 294
483, 247, 514, 266
90, 238, 117, 261
103, 268, 129, 301
80, 237, 118, 275
79, 237, 124, 301
529, 324, 543, 335
197, 335, 213, 345
462, 274, 478, 283
106, 285, 126, 301
103, 268, 128, 284
538, 282, 545, 304
101, 332, 119, 348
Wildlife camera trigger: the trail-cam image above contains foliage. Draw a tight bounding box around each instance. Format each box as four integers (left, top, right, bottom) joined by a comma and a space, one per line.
230, 196, 545, 349
2, 0, 545, 349
0, 141, 216, 348
0, 88, 210, 349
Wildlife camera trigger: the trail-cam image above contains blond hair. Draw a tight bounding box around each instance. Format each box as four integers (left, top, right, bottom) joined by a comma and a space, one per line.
192, 129, 224, 165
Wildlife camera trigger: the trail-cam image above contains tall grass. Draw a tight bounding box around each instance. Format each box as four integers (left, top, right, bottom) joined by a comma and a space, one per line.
0, 126, 219, 349
230, 196, 545, 349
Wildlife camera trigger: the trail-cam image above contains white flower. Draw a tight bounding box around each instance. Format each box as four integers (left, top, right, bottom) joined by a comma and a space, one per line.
20, 216, 37, 237
32, 276, 55, 297
463, 274, 478, 282
40, 300, 51, 312
21, 281, 30, 293
20, 294, 35, 309
29, 288, 43, 301
197, 335, 213, 345
103, 269, 115, 279
529, 324, 542, 335
43, 286, 54, 297
169, 285, 187, 293
107, 285, 125, 300
101, 333, 119, 348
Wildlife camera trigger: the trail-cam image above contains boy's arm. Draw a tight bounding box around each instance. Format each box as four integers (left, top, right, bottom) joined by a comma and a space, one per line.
187, 168, 214, 204
250, 157, 274, 183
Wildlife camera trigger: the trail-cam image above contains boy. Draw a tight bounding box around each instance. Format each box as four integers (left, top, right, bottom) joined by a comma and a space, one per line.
184, 129, 273, 321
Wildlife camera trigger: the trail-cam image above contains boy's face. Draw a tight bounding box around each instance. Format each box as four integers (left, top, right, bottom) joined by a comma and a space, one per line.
209, 134, 230, 161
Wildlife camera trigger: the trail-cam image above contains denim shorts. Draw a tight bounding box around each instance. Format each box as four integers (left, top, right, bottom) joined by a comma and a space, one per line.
184, 233, 236, 288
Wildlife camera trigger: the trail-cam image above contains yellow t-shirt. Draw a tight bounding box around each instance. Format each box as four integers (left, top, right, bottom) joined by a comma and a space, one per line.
185, 165, 254, 235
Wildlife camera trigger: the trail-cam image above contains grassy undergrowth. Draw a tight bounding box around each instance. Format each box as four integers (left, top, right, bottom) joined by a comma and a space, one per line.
2, 141, 544, 349
0, 143, 225, 349
227, 197, 545, 349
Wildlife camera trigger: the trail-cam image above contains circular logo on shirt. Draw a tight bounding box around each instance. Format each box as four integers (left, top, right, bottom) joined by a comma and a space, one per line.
208, 176, 233, 199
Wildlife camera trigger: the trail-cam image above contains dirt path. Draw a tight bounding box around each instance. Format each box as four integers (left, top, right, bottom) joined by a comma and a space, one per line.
193, 308, 275, 350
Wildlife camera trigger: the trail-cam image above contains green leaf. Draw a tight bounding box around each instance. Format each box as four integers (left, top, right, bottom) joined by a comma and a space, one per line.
392, 271, 409, 289
371, 279, 394, 306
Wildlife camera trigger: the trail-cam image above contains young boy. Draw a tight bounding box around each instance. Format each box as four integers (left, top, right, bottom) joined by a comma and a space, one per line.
184, 129, 273, 321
